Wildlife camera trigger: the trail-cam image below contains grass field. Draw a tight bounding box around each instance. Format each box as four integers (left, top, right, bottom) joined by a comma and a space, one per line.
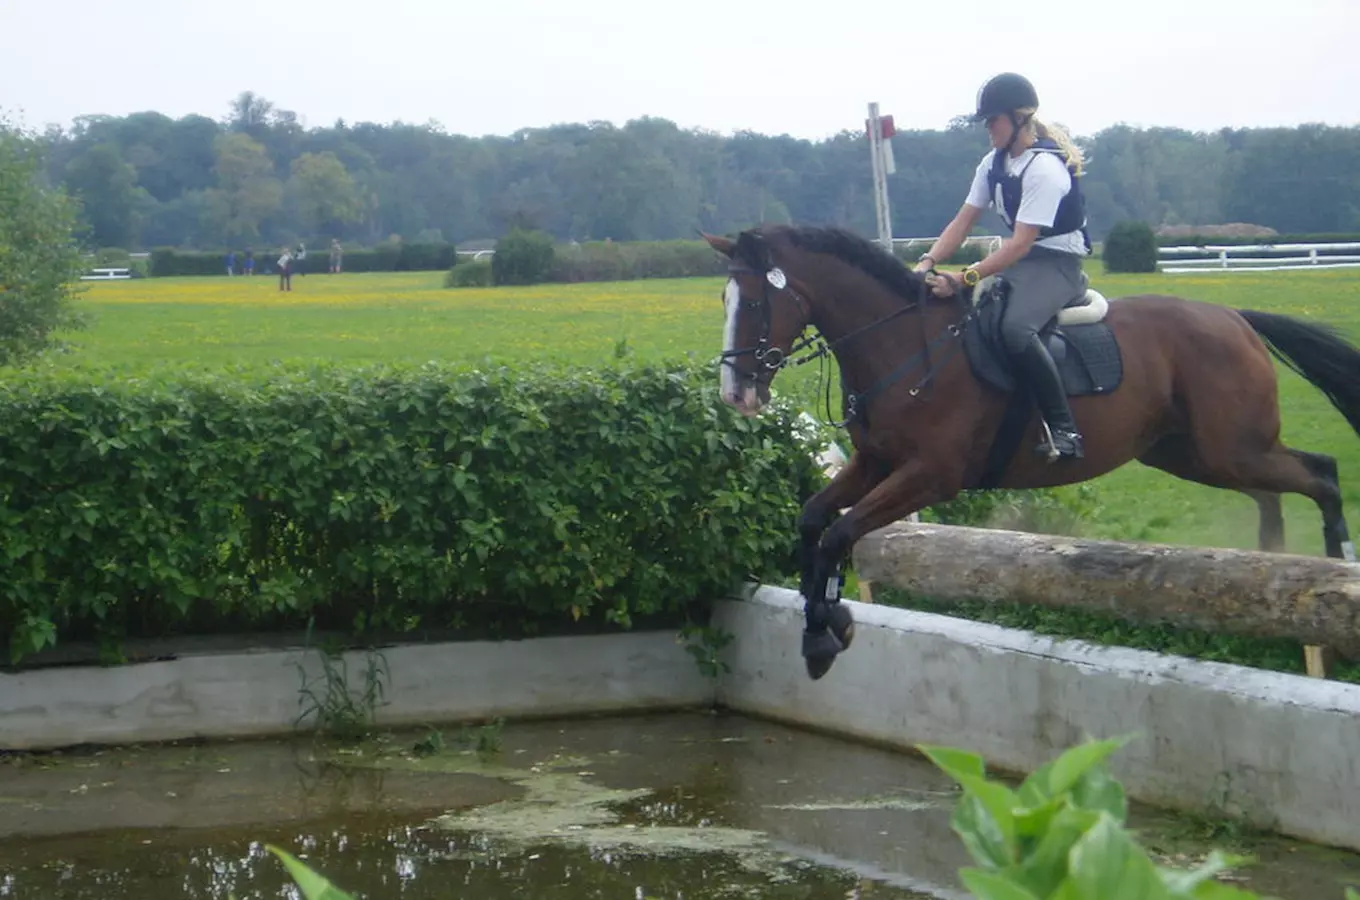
55, 266, 1360, 559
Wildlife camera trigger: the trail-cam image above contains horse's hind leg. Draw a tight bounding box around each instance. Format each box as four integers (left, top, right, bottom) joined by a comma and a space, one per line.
1140, 436, 1353, 560
1244, 490, 1285, 552
1291, 449, 1355, 561
1139, 437, 1286, 551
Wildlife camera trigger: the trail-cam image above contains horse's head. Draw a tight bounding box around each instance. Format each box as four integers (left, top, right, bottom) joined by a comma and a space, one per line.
703, 229, 812, 416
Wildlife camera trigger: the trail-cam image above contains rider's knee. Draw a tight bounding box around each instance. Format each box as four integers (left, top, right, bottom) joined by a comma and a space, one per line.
1002, 324, 1037, 356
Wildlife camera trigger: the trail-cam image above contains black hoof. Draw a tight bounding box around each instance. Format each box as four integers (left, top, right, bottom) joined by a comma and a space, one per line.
802, 627, 843, 659
806, 651, 837, 680
827, 603, 855, 650
802, 628, 843, 681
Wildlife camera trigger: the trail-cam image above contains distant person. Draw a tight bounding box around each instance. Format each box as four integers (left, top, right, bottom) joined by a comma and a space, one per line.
244, 248, 255, 276
294, 242, 307, 276
278, 246, 293, 292
226, 249, 236, 276
329, 239, 343, 274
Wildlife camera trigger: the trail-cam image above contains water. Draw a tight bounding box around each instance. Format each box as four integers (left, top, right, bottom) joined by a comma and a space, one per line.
1, 711, 1357, 899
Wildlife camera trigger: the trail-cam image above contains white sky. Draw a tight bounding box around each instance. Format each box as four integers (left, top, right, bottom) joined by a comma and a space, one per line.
3, 0, 1357, 140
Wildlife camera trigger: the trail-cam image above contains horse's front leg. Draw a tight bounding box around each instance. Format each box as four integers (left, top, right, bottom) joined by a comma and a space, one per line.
803, 458, 962, 680
798, 452, 887, 603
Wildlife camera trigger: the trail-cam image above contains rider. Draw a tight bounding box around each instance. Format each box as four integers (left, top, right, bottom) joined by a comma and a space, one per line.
915, 72, 1091, 461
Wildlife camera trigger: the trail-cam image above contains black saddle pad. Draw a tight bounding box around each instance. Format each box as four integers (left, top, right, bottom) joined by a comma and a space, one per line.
962, 282, 1124, 490
962, 285, 1124, 397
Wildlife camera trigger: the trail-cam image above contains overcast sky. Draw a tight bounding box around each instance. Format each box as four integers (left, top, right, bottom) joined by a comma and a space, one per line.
4, 0, 1357, 140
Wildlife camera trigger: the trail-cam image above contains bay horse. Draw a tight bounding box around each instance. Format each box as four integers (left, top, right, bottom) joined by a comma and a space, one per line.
702, 224, 1360, 680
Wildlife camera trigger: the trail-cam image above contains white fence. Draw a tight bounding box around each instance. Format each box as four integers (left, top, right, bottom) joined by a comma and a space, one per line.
80, 267, 132, 281
893, 234, 1004, 256
1159, 242, 1360, 274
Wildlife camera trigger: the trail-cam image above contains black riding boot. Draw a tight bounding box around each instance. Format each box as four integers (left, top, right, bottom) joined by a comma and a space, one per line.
1015, 333, 1084, 461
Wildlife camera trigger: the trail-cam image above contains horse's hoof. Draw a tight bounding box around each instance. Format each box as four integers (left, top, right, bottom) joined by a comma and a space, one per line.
801, 628, 843, 681
805, 651, 837, 680
802, 627, 843, 660
827, 603, 855, 651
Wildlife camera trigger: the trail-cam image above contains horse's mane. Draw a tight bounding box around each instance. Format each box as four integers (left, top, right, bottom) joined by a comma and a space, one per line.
747, 225, 924, 302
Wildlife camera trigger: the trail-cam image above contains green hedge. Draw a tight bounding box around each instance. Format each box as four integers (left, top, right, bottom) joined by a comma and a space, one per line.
550, 240, 729, 283
0, 363, 822, 665
150, 243, 457, 276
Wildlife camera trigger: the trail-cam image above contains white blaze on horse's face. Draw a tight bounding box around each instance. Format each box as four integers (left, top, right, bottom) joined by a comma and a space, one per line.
721, 277, 764, 416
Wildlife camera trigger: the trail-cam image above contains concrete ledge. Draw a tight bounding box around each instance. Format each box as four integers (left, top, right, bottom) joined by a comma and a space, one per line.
0, 631, 715, 751
712, 586, 1360, 852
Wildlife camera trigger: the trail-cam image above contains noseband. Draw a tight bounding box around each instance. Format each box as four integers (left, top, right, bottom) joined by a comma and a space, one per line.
718, 265, 825, 385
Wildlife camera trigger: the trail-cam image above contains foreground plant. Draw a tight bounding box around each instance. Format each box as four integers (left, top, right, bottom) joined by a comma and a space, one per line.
920, 736, 1360, 900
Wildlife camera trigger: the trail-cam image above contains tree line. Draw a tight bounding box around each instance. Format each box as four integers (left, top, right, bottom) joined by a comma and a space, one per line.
32, 91, 1360, 251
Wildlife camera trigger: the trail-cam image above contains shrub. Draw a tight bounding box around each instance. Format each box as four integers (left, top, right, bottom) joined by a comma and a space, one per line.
1103, 220, 1160, 273
445, 259, 492, 287
922, 735, 1295, 899
550, 240, 728, 282
492, 228, 556, 285
0, 127, 87, 364
0, 362, 822, 664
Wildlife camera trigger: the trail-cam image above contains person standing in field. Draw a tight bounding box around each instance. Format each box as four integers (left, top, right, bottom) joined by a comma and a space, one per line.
278, 246, 293, 292
244, 248, 255, 276
294, 242, 307, 277
329, 239, 343, 274
226, 249, 236, 276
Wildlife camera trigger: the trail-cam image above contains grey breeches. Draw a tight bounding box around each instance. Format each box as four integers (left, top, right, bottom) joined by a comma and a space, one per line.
998, 247, 1087, 355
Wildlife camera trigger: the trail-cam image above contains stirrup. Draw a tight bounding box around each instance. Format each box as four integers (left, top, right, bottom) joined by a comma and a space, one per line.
1035, 421, 1084, 462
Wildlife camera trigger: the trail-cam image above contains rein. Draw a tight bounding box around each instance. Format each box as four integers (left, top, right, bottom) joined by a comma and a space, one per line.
720, 264, 986, 428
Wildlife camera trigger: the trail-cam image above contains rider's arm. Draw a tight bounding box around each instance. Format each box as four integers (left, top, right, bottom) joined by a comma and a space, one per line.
917, 203, 985, 272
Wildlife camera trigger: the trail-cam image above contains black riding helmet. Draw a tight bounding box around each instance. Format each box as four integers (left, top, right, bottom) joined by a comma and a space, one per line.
972, 73, 1039, 121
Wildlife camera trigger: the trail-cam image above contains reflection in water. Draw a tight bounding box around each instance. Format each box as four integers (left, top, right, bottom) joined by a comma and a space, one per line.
0, 818, 929, 899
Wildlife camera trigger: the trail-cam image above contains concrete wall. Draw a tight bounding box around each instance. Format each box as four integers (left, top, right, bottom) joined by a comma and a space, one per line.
0, 631, 715, 751
713, 586, 1360, 853
7, 584, 1360, 852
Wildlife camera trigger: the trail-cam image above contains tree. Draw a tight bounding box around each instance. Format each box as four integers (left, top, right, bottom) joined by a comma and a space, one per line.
209, 132, 282, 244
62, 141, 143, 248
0, 126, 86, 365
288, 152, 361, 237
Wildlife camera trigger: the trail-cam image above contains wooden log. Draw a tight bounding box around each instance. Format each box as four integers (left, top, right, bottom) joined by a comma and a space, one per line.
852, 521, 1360, 659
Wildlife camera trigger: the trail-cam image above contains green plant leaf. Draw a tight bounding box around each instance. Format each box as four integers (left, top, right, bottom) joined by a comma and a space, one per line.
1070, 759, 1129, 822
1021, 735, 1135, 802
266, 845, 355, 900
1068, 814, 1172, 900
1012, 806, 1101, 897
918, 744, 987, 784
951, 777, 1020, 868
959, 868, 1044, 900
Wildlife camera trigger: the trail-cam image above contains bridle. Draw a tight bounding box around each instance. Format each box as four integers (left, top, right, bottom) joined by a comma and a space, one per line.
717, 264, 826, 388
717, 260, 989, 427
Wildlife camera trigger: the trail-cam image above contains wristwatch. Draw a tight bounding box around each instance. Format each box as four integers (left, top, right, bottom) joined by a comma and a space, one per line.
961, 266, 981, 287
918, 253, 936, 268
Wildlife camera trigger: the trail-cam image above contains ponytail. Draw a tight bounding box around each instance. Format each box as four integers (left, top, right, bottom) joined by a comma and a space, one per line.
1017, 108, 1085, 176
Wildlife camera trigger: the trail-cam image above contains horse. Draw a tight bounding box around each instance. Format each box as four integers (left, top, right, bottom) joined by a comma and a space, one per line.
701, 224, 1360, 680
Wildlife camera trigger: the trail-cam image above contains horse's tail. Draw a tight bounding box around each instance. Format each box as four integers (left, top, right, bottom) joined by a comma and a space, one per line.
1237, 308, 1360, 436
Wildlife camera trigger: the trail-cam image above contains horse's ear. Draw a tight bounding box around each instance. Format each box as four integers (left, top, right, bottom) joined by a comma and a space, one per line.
700, 231, 735, 258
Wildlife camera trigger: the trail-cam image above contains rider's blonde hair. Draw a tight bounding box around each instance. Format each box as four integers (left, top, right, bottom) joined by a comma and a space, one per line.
1016, 108, 1085, 177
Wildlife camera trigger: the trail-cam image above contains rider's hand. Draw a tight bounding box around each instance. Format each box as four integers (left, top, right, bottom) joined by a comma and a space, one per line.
925, 271, 959, 298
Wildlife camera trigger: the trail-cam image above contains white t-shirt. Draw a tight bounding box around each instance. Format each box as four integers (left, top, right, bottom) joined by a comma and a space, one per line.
965, 148, 1088, 256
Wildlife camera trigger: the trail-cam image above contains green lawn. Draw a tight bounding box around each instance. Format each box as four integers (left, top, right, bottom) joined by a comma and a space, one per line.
55, 266, 1360, 556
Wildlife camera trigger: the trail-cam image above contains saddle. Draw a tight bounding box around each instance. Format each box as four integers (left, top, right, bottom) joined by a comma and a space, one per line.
962, 276, 1125, 488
